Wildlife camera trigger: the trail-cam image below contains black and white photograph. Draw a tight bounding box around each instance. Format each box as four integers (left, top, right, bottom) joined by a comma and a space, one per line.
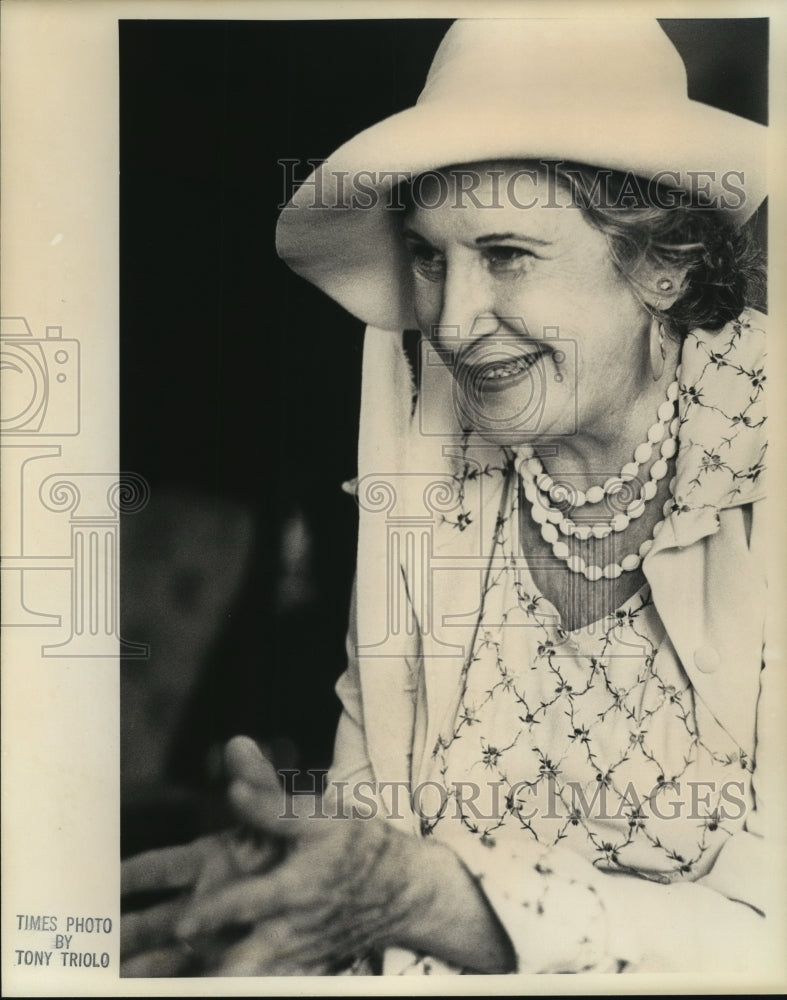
2, 1, 786, 994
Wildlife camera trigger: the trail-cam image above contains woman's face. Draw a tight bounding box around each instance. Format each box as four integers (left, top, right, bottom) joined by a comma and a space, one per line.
403, 162, 654, 448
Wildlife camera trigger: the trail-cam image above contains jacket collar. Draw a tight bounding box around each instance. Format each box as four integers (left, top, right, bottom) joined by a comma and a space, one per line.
647, 310, 766, 558
643, 311, 767, 754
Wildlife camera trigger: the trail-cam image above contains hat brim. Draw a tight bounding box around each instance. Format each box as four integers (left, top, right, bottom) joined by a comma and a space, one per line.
276, 97, 766, 332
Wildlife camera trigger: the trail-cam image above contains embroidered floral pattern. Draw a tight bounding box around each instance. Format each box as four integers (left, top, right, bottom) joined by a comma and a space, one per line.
420, 314, 765, 891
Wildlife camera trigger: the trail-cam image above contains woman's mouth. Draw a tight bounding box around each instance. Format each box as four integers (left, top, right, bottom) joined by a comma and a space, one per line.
457, 347, 547, 394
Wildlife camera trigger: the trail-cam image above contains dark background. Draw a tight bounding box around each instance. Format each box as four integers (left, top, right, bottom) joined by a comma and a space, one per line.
119, 17, 768, 852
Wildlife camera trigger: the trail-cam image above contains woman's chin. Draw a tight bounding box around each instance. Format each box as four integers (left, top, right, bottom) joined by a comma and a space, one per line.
466, 423, 545, 449
457, 396, 550, 446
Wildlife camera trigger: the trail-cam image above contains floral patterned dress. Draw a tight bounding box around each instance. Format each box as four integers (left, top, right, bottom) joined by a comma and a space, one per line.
378, 310, 767, 975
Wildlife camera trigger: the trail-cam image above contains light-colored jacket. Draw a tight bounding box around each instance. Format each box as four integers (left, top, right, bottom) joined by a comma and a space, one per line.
329, 313, 784, 973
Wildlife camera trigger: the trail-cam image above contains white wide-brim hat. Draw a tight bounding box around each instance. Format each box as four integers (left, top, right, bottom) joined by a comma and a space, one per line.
276, 18, 767, 332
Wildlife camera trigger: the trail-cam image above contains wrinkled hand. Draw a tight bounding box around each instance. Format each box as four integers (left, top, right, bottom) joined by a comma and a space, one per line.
120, 739, 281, 976
174, 737, 419, 976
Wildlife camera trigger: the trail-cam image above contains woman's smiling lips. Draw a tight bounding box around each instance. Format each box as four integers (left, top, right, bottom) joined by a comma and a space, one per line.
454, 343, 550, 394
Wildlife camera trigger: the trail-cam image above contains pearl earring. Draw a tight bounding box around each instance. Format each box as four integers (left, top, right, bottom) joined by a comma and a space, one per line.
657, 278, 674, 292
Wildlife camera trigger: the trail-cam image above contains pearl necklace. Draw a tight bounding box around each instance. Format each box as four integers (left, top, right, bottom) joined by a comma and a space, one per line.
514, 374, 681, 581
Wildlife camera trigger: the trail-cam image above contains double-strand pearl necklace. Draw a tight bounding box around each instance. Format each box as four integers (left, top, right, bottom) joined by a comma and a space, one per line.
514, 372, 680, 581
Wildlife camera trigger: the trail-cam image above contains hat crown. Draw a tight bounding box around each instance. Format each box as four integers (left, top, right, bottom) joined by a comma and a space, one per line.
419, 19, 687, 107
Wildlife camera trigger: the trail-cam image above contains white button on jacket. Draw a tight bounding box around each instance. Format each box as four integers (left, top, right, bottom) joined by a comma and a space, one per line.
694, 645, 721, 673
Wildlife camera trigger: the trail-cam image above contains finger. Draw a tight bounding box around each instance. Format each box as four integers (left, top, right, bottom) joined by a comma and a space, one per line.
216, 950, 333, 977
192, 828, 281, 898
177, 868, 291, 939
210, 921, 333, 977
121, 836, 214, 895
225, 827, 283, 876
120, 896, 187, 958
224, 735, 279, 789
269, 957, 333, 977
207, 920, 289, 976
120, 944, 196, 978
228, 779, 304, 837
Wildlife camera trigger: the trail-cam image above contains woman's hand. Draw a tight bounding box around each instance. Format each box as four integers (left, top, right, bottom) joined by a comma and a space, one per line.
120, 740, 282, 976
123, 735, 515, 976
174, 737, 421, 975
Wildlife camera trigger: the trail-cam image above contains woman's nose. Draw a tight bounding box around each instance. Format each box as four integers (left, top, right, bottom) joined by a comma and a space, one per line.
433, 262, 498, 345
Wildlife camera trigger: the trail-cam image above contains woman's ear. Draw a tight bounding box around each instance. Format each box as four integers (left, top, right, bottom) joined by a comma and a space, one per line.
630, 261, 689, 312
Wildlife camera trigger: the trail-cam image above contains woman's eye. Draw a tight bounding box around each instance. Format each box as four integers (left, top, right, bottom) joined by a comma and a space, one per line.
484, 245, 533, 270
407, 245, 446, 281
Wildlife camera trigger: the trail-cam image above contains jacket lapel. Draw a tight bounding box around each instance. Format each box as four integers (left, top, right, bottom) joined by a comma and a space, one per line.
644, 506, 763, 756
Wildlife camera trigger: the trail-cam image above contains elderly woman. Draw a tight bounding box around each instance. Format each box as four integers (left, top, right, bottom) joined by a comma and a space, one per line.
122, 18, 776, 977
